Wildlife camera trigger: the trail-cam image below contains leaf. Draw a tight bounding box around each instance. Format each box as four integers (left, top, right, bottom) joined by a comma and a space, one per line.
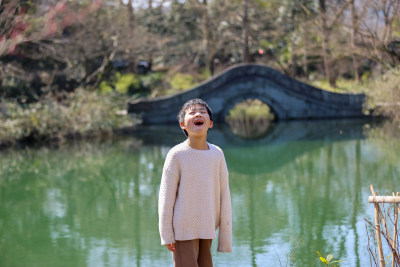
320, 257, 328, 264
316, 251, 328, 265
327, 254, 334, 263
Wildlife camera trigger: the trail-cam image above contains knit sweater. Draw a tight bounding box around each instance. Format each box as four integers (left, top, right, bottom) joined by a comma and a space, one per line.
158, 140, 232, 252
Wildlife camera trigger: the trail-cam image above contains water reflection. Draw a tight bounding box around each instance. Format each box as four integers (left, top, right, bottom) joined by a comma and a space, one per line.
226, 119, 272, 139
132, 119, 368, 174
131, 119, 368, 147
0, 120, 399, 267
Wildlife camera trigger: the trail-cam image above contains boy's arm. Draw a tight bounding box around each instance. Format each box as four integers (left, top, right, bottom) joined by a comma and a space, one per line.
158, 151, 180, 246
217, 152, 232, 252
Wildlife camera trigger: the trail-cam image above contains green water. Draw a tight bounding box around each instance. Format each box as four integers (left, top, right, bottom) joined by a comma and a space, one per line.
1, 120, 399, 267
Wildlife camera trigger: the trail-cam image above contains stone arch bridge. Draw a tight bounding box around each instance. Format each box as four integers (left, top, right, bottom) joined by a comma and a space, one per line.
127, 64, 367, 124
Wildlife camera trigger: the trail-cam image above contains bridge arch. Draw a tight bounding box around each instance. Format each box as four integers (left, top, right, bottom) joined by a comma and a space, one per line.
128, 63, 368, 125
219, 92, 286, 122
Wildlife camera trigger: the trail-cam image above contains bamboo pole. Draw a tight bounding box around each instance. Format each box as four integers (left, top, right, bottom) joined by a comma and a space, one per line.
371, 185, 385, 267
393, 192, 399, 267
369, 196, 400, 203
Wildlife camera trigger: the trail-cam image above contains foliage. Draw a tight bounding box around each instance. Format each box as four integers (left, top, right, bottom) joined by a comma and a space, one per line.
364, 68, 400, 124
115, 73, 141, 94
316, 251, 345, 266
0, 89, 135, 147
1, 0, 400, 101
99, 72, 164, 98
0, 0, 103, 57
167, 73, 197, 93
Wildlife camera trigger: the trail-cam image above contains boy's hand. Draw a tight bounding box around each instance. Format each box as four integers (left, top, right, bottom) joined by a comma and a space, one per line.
165, 243, 176, 252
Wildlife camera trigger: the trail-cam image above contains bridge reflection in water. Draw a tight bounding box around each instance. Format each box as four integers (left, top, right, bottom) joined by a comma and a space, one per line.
130, 119, 370, 175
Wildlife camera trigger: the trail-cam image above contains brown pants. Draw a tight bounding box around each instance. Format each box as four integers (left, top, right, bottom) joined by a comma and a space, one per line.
173, 239, 213, 267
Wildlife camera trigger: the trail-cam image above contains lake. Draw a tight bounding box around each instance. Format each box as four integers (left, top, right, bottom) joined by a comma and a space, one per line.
0, 119, 399, 267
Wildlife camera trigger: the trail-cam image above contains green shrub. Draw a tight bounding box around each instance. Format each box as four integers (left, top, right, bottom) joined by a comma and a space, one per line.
364, 68, 400, 123
99, 72, 154, 97
115, 73, 141, 94
0, 89, 135, 145
168, 73, 197, 93
99, 81, 113, 94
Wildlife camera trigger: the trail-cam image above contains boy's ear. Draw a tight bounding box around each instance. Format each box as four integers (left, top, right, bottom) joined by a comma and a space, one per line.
180, 121, 186, 129
209, 121, 213, 128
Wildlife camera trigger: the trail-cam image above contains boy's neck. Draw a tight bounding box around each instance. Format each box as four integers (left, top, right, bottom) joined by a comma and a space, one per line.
187, 136, 209, 150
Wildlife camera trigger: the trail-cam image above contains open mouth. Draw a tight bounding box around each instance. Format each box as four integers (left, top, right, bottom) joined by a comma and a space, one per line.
194, 120, 204, 126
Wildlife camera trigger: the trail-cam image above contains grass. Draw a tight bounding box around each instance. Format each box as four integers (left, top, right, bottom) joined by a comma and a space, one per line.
309, 78, 368, 94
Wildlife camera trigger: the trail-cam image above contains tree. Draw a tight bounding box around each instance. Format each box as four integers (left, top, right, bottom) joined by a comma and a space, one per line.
358, 0, 400, 68
318, 0, 349, 88
242, 0, 250, 62
0, 0, 103, 115
0, 0, 103, 57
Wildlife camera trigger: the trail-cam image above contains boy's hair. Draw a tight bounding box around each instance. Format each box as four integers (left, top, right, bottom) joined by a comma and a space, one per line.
177, 98, 213, 137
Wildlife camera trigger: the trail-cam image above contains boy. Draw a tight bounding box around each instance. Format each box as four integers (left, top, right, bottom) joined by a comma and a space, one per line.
158, 98, 232, 267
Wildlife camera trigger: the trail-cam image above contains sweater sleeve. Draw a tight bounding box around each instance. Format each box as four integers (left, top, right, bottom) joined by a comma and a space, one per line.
217, 152, 232, 252
158, 150, 180, 245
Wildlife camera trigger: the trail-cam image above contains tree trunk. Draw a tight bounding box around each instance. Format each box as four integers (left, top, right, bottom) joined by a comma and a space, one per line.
289, 6, 297, 77
201, 0, 215, 75
350, 0, 360, 82
147, 0, 154, 71
319, 0, 336, 88
301, 0, 310, 80
1, 82, 7, 116
127, 0, 135, 32
242, 0, 250, 63
302, 22, 309, 80
124, 0, 136, 73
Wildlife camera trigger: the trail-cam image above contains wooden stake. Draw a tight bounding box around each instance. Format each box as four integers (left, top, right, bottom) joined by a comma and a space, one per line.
371, 185, 385, 267
393, 192, 399, 267
378, 201, 394, 245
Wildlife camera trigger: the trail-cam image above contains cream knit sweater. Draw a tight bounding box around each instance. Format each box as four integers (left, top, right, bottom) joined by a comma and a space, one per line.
158, 140, 232, 252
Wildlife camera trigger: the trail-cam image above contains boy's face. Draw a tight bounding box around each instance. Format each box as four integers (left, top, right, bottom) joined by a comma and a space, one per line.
180, 104, 213, 138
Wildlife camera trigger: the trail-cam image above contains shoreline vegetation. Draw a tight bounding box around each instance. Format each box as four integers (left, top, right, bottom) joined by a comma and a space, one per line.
1, 67, 399, 150
0, 89, 139, 150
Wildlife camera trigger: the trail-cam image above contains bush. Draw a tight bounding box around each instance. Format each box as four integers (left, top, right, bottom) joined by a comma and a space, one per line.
168, 73, 197, 93
99, 72, 165, 98
0, 89, 135, 146
115, 73, 141, 94
365, 68, 400, 124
